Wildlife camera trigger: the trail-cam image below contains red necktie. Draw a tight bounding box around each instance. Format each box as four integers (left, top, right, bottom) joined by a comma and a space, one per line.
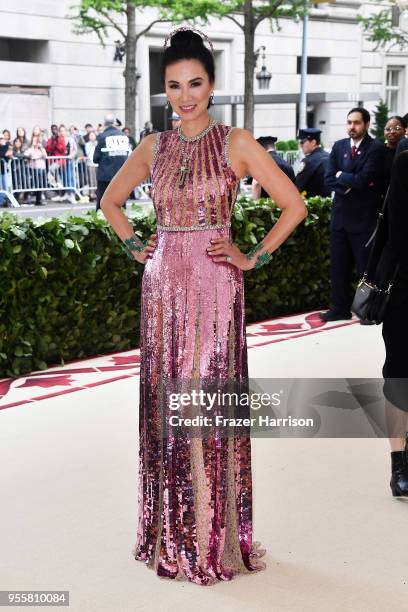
351, 145, 357, 159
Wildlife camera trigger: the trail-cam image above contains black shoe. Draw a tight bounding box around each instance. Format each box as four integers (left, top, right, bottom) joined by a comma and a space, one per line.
319, 310, 352, 322
390, 434, 408, 497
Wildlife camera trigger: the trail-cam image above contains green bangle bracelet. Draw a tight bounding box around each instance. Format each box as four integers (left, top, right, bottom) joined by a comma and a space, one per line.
120, 244, 136, 260
253, 251, 273, 269
123, 235, 147, 253
245, 241, 272, 269
120, 235, 148, 260
245, 242, 263, 261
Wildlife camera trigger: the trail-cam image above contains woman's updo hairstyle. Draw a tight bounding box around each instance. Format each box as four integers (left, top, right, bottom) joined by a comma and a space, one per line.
162, 29, 215, 109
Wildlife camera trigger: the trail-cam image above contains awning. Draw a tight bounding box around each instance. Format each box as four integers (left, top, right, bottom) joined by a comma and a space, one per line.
150, 91, 380, 106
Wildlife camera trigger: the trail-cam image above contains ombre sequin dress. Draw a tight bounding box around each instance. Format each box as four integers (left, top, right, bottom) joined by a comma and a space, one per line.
132, 119, 266, 586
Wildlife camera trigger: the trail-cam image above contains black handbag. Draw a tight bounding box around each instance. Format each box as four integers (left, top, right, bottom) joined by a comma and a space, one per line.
351, 187, 400, 325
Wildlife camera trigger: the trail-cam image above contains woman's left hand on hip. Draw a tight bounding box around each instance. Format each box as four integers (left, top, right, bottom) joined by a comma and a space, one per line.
206, 237, 254, 271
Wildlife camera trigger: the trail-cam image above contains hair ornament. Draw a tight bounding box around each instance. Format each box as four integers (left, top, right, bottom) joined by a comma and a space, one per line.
163, 26, 214, 56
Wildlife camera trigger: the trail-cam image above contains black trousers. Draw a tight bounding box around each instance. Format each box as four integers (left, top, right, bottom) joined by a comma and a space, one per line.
96, 181, 110, 210
382, 271, 408, 412
329, 227, 373, 314
96, 180, 128, 210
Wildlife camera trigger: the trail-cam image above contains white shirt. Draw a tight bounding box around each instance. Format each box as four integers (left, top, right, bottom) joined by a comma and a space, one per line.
350, 137, 363, 150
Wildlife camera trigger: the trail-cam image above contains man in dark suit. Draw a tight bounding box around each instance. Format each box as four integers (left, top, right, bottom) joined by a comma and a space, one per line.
295, 128, 331, 197
250, 136, 295, 198
321, 107, 386, 322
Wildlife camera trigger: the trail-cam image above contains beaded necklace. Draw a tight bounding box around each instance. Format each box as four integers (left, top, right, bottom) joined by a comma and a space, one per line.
176, 117, 217, 187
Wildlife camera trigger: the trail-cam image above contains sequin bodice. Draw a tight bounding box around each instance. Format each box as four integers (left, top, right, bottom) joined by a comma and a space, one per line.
150, 122, 239, 229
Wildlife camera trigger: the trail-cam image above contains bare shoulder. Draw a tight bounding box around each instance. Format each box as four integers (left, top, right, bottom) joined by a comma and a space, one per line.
140, 131, 159, 153
229, 127, 255, 147
229, 127, 261, 159
228, 127, 261, 178
142, 132, 158, 144
130, 132, 159, 168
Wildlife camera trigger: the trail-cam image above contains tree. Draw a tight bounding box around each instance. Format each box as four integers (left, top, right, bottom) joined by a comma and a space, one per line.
71, 0, 236, 135
370, 99, 390, 142
72, 0, 307, 135
159, 0, 306, 133
71, 0, 175, 135
221, 0, 306, 133
358, 0, 408, 50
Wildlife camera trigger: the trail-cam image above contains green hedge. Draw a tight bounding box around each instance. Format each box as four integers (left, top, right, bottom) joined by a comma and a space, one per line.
0, 196, 332, 378
275, 139, 298, 151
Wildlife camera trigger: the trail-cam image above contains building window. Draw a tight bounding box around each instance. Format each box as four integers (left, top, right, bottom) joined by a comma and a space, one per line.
0, 38, 49, 63
385, 66, 403, 113
296, 57, 331, 74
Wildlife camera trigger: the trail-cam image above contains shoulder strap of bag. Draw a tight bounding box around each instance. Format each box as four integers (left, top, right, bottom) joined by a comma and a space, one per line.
363, 186, 390, 280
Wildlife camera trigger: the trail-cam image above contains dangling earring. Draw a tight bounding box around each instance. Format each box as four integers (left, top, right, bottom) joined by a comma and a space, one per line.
209, 93, 214, 106
165, 99, 170, 110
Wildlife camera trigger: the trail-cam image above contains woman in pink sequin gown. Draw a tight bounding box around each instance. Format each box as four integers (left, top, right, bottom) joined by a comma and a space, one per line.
135, 117, 264, 585
100, 28, 307, 587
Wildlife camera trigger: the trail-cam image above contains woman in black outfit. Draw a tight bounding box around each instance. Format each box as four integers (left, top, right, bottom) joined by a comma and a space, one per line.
383, 115, 406, 190
382, 150, 408, 496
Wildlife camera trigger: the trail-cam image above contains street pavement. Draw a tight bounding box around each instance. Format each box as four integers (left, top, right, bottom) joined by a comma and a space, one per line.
0, 198, 153, 220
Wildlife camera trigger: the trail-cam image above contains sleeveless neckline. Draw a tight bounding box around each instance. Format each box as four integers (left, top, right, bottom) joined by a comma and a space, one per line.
176, 117, 218, 142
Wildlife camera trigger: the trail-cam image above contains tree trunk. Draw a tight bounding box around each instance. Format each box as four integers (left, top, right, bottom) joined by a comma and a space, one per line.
125, 1, 137, 135
243, 0, 255, 133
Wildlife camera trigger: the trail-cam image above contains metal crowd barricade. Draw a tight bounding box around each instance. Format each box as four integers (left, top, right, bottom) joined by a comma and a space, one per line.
276, 150, 303, 175
1, 152, 303, 209
0, 154, 151, 208
276, 150, 302, 165
134, 177, 152, 199
44, 155, 78, 197
75, 157, 97, 199
0, 158, 19, 207
0, 155, 93, 207
285, 150, 302, 165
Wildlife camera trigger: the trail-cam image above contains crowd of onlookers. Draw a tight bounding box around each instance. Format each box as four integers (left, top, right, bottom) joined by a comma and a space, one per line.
0, 119, 152, 206
2, 109, 408, 209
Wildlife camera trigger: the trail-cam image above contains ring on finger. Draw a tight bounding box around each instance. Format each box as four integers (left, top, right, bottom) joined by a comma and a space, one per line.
226, 255, 232, 263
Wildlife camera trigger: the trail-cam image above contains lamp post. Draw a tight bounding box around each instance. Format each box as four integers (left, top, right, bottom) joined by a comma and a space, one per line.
113, 40, 126, 63
113, 39, 142, 81
113, 40, 141, 134
299, 2, 309, 130
299, 0, 332, 131
393, 0, 408, 25
255, 46, 272, 90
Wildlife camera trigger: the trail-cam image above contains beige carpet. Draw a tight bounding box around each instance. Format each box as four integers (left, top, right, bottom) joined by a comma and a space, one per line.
0, 316, 406, 611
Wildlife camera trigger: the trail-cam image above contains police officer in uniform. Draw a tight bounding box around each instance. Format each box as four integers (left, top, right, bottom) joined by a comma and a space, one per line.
93, 113, 131, 210
295, 128, 331, 197
249, 136, 295, 198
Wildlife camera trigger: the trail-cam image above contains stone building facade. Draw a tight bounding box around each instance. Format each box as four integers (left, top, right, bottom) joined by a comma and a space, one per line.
0, 0, 407, 146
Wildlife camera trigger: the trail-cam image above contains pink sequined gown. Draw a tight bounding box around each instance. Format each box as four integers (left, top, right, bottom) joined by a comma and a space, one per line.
132, 120, 266, 586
